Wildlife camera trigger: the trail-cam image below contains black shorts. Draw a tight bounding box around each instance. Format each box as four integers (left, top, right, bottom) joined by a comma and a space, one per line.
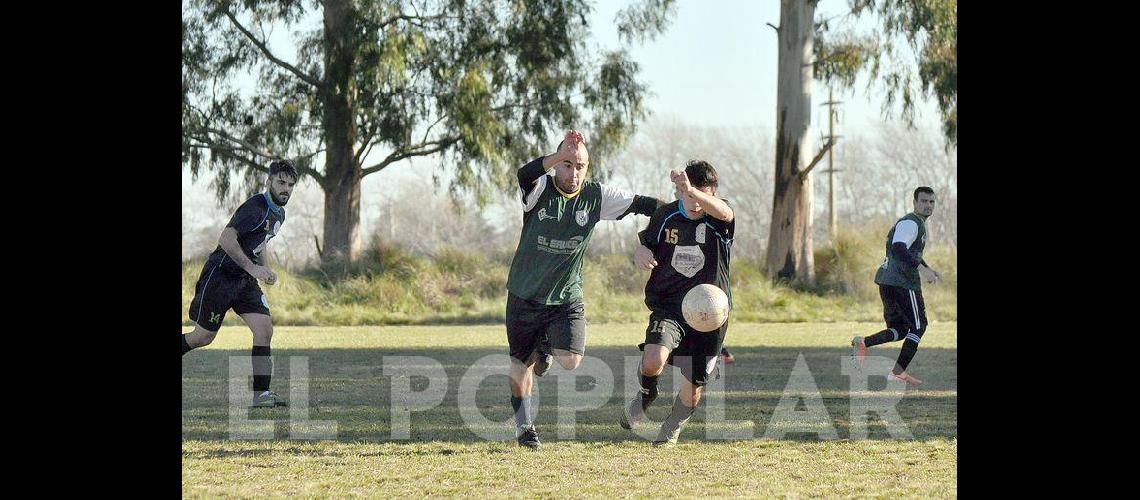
188, 263, 270, 332
505, 292, 587, 361
639, 309, 727, 386
879, 284, 927, 334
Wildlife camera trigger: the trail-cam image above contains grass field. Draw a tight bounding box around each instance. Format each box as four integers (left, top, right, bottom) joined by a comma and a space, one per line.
182, 322, 957, 497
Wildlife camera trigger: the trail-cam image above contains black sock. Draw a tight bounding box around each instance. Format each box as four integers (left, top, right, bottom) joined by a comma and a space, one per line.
252, 345, 272, 392
657, 394, 697, 441
893, 335, 921, 374
864, 328, 899, 347
510, 395, 533, 429
182, 335, 192, 355
639, 373, 660, 409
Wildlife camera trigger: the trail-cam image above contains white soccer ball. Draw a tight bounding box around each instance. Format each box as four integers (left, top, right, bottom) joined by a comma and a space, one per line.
681, 283, 730, 332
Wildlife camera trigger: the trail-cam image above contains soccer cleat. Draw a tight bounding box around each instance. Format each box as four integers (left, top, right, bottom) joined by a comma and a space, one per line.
516, 425, 541, 449
720, 347, 736, 365
887, 371, 923, 385
534, 352, 553, 377
251, 390, 288, 408
851, 336, 867, 368
534, 335, 553, 377
620, 392, 646, 430
653, 414, 690, 446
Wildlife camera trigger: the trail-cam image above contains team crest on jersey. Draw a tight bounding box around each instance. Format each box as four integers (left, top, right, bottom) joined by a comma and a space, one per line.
671, 245, 705, 278
696, 224, 707, 244
575, 209, 588, 226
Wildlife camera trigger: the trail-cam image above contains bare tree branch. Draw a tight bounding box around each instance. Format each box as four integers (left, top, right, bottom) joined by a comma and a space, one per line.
766, 22, 779, 33
223, 10, 321, 88
799, 138, 837, 180
186, 128, 326, 181
361, 137, 460, 176
377, 13, 450, 30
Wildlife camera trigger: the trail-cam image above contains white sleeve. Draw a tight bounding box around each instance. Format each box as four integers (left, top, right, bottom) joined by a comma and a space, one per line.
598, 183, 636, 220
891, 220, 919, 246
521, 175, 549, 212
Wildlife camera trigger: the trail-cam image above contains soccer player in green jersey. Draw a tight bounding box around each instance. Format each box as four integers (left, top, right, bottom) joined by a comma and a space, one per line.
851, 186, 943, 385
505, 131, 664, 448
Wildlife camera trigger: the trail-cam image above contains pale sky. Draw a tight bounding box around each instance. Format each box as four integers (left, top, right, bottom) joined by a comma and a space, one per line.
184, 0, 950, 244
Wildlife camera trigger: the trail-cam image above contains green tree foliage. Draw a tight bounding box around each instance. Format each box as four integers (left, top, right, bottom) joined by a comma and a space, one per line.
814, 0, 956, 146
182, 0, 674, 260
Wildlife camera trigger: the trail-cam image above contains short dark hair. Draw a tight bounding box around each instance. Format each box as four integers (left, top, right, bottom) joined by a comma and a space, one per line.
685, 160, 718, 189
269, 159, 298, 181
913, 186, 934, 200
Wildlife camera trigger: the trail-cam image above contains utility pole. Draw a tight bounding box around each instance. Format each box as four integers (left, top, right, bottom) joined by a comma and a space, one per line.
821, 87, 843, 242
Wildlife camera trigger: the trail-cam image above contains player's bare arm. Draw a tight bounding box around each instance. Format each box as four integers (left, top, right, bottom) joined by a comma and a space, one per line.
218, 227, 277, 285
672, 170, 733, 222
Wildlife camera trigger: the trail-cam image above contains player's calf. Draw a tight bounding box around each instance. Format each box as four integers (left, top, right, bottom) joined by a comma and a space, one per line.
620, 372, 661, 430
653, 394, 697, 446
182, 326, 219, 355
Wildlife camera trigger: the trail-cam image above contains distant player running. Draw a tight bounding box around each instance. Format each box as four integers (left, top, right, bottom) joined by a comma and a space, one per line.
182, 160, 298, 408
620, 160, 734, 446
505, 131, 665, 449
851, 186, 943, 385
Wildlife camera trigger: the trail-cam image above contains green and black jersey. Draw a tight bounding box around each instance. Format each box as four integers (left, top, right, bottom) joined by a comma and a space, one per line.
874, 213, 928, 291
506, 157, 660, 304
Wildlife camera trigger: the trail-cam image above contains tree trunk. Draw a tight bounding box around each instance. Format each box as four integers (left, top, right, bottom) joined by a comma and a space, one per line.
765, 0, 817, 285
319, 0, 362, 262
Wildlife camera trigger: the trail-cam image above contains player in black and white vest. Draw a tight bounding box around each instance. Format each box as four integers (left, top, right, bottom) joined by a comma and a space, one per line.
505, 131, 665, 449
619, 160, 735, 446
181, 160, 298, 408
851, 186, 943, 385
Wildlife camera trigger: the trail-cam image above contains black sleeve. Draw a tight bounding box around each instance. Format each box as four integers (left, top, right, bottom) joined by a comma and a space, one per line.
891, 242, 920, 268
517, 156, 548, 193
225, 198, 265, 235
637, 207, 666, 250
621, 195, 667, 219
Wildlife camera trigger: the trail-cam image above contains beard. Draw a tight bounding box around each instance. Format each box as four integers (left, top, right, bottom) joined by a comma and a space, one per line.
270, 190, 290, 206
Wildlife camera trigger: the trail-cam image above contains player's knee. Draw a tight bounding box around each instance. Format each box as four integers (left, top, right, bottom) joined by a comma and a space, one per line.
641, 357, 666, 375
198, 329, 218, 346
556, 353, 581, 370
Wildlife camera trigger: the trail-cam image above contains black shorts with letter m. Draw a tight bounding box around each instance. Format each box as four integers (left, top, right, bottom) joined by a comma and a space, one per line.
188, 263, 270, 332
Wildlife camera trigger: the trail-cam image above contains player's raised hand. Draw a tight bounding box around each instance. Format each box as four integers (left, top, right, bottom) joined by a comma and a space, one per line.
671, 169, 692, 194
634, 245, 658, 271
554, 130, 582, 164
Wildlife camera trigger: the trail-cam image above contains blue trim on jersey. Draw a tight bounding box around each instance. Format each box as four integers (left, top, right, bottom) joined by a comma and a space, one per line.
196, 263, 220, 322
718, 236, 732, 292
262, 191, 283, 214
678, 200, 696, 220
656, 210, 682, 243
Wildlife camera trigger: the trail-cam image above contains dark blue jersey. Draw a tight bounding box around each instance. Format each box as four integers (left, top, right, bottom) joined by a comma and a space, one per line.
205, 192, 286, 276
638, 200, 734, 316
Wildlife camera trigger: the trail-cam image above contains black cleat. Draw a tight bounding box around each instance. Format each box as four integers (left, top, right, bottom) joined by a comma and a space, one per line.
516, 425, 541, 449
